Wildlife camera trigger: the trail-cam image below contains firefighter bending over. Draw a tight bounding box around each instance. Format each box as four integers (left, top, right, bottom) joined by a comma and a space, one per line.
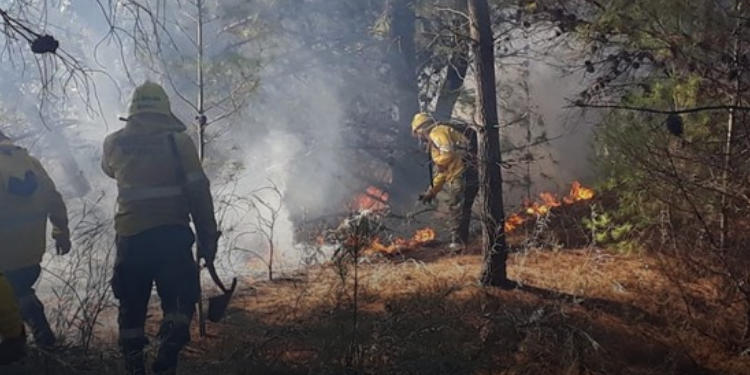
411, 112, 478, 251
102, 82, 219, 375
0, 129, 70, 349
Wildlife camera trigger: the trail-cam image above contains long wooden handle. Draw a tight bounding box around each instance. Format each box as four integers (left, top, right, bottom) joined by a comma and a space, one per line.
197, 266, 206, 337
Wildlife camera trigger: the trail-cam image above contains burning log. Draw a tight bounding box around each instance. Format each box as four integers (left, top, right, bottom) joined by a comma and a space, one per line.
325, 209, 438, 260
363, 227, 437, 256
328, 210, 437, 259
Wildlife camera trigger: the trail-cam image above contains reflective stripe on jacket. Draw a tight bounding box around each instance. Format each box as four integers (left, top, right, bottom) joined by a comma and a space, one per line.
101, 113, 218, 241
427, 124, 467, 196
0, 141, 69, 272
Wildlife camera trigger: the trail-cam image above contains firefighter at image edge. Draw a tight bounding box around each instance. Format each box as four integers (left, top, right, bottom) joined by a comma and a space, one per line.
0, 272, 25, 365
102, 81, 219, 375
0, 128, 71, 352
411, 112, 479, 251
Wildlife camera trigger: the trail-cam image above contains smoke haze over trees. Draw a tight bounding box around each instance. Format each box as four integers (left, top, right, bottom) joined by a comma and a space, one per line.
2, 1, 750, 374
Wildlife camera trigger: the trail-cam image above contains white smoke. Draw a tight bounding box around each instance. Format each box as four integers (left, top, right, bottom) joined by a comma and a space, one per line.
0, 2, 599, 280
455, 28, 599, 207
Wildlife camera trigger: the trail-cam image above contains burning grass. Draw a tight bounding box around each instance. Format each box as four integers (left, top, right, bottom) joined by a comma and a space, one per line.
505, 181, 595, 233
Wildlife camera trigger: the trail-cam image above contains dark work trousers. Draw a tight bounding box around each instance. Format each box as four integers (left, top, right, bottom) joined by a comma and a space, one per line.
438, 165, 479, 245
112, 225, 199, 360
460, 127, 479, 244
4, 265, 55, 347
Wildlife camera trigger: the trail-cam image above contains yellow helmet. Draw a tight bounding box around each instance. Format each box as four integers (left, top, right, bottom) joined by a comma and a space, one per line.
411, 112, 434, 134
127, 81, 172, 117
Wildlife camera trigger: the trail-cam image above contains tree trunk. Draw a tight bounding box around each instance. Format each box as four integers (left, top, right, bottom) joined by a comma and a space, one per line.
468, 0, 510, 287
435, 49, 469, 120
384, 0, 427, 210
268, 242, 274, 281
720, 0, 742, 252
434, 0, 469, 120
196, 0, 207, 161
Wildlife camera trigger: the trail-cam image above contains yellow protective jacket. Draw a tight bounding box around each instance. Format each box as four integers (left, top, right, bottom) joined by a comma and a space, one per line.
101, 114, 218, 244
0, 272, 22, 339
0, 140, 69, 272
427, 124, 468, 196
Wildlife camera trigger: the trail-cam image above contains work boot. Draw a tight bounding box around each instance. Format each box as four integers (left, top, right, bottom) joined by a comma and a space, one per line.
0, 327, 26, 365
153, 316, 191, 374
123, 349, 145, 375
155, 367, 177, 375
18, 294, 56, 348
152, 342, 180, 374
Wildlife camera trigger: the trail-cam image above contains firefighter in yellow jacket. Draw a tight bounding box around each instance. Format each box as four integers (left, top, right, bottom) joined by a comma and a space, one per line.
0, 272, 25, 365
411, 112, 478, 250
102, 82, 219, 375
0, 129, 70, 349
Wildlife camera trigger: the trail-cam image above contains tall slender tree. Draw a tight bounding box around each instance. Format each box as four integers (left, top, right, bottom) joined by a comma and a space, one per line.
434, 0, 470, 120
384, 0, 427, 210
468, 0, 512, 287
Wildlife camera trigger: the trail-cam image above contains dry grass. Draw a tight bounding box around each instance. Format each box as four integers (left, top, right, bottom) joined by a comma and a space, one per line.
5, 245, 747, 374
176, 245, 746, 375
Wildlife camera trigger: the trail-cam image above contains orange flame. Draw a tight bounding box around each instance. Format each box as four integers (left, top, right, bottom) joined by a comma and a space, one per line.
364, 227, 436, 255
412, 228, 436, 242
350, 186, 389, 212
505, 181, 595, 233
539, 192, 562, 208
563, 181, 595, 204
525, 202, 550, 216
367, 238, 397, 254
504, 213, 526, 232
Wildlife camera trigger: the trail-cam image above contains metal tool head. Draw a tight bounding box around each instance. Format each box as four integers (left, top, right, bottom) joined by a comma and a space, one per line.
207, 277, 237, 323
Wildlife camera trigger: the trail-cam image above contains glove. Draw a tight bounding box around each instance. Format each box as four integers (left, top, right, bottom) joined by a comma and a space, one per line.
197, 231, 221, 264
418, 191, 436, 205
198, 241, 217, 264
54, 235, 71, 255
